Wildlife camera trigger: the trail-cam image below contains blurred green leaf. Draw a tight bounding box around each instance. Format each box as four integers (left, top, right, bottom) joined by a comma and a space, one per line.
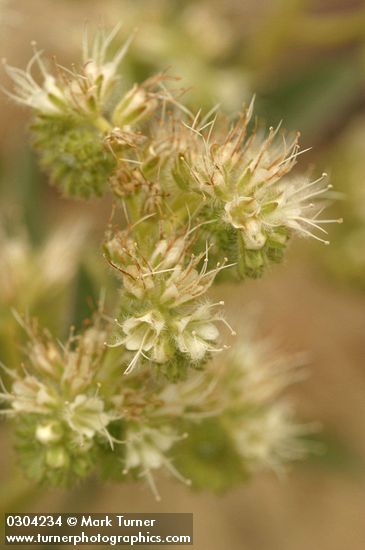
257, 55, 364, 141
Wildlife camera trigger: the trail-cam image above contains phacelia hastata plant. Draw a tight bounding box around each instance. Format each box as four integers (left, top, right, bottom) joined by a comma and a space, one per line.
0, 27, 338, 498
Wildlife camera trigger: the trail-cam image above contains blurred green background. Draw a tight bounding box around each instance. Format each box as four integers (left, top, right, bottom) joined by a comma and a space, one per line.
1, 1, 365, 549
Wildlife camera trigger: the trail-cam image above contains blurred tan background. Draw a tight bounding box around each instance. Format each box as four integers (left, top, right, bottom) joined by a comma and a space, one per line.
1, 1, 365, 549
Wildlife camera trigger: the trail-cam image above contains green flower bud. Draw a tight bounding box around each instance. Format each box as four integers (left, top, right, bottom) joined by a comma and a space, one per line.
112, 85, 158, 127
237, 229, 290, 279
45, 446, 69, 469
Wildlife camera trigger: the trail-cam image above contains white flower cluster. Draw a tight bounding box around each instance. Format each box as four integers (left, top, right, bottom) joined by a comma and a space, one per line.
2, 26, 127, 117
170, 103, 341, 250
0, 317, 117, 453
0, 311, 311, 494
117, 333, 311, 495
105, 228, 235, 374
232, 403, 309, 475
123, 425, 191, 500
0, 25, 328, 496
2, 25, 159, 127
218, 339, 310, 474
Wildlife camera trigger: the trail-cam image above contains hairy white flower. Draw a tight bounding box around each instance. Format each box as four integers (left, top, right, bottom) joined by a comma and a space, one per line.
5, 376, 58, 415
109, 300, 233, 374
82, 25, 133, 107
224, 174, 342, 248
223, 339, 306, 406
232, 403, 309, 474
172, 102, 300, 196
156, 370, 218, 418
123, 425, 190, 500
110, 310, 171, 374
61, 326, 107, 395
112, 82, 159, 127
173, 104, 341, 249
123, 311, 165, 351
173, 303, 224, 362
105, 226, 236, 374
2, 50, 67, 115
64, 394, 115, 444
105, 229, 231, 306
2, 25, 132, 118
0, 317, 117, 448
0, 371, 117, 448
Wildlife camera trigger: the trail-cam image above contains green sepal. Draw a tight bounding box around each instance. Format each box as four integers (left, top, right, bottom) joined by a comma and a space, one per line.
154, 350, 206, 382
237, 228, 290, 279
141, 155, 161, 178
171, 155, 192, 191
